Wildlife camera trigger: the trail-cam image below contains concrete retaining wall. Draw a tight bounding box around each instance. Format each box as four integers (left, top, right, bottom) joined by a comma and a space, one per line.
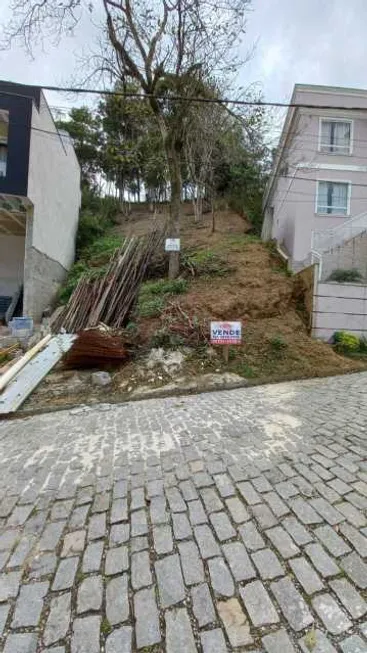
312, 280, 367, 340
23, 245, 67, 320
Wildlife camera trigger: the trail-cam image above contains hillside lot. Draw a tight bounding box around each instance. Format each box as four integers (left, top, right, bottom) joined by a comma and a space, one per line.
21, 207, 367, 412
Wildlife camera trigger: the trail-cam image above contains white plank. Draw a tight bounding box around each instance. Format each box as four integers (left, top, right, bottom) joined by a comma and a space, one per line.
0, 334, 76, 414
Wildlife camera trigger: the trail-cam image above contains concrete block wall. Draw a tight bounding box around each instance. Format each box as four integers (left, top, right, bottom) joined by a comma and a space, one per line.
312, 280, 367, 340
23, 245, 67, 320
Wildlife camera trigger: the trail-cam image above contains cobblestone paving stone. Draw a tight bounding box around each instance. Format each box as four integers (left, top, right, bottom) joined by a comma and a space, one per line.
1, 373, 367, 650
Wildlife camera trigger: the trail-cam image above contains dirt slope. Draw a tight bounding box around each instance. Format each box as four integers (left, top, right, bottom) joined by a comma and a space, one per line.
21, 206, 366, 414
120, 206, 365, 382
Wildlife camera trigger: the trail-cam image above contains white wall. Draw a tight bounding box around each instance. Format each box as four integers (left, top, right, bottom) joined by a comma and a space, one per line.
27, 93, 81, 271
0, 235, 25, 296
313, 281, 367, 340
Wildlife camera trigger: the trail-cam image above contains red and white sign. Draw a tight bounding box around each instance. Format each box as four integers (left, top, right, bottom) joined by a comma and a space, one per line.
210, 321, 242, 345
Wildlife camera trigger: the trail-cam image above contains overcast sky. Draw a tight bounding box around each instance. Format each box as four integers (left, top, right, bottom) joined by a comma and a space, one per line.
1, 0, 367, 113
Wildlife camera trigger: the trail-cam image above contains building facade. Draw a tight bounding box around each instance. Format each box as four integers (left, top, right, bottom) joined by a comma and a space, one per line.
0, 81, 81, 321
262, 84, 367, 272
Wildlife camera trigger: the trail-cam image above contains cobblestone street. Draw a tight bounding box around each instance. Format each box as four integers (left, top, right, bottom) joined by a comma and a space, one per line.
0, 372, 367, 652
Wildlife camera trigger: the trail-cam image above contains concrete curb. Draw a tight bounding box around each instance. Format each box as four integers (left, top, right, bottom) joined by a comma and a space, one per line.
0, 368, 365, 422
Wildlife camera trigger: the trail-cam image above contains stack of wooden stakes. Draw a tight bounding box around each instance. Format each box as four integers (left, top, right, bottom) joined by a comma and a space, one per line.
54, 229, 163, 333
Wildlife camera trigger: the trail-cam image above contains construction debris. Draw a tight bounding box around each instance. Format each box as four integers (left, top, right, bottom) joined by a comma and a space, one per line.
0, 334, 76, 415
0, 343, 20, 367
0, 334, 52, 393
54, 230, 164, 333
161, 301, 208, 346
63, 329, 128, 370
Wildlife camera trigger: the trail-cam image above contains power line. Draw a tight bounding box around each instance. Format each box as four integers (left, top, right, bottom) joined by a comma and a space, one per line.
2, 82, 367, 112
280, 173, 367, 189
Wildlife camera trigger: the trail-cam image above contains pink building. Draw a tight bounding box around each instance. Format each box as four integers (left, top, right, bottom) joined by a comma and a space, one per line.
262, 84, 367, 272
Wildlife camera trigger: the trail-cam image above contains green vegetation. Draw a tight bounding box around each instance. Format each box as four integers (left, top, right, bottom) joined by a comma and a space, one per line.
101, 618, 112, 635
141, 279, 188, 296
137, 278, 189, 318
59, 233, 123, 304
334, 331, 363, 354
150, 327, 186, 349
59, 188, 125, 304
76, 189, 121, 253
138, 297, 166, 318
328, 268, 363, 283
82, 234, 124, 265
183, 249, 230, 277
269, 335, 288, 353
232, 361, 256, 378
227, 233, 260, 246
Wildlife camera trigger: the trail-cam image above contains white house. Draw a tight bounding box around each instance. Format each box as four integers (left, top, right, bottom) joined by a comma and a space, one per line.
0, 80, 81, 322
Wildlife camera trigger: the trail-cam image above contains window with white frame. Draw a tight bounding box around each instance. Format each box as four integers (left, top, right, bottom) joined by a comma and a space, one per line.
320, 119, 351, 154
316, 181, 350, 215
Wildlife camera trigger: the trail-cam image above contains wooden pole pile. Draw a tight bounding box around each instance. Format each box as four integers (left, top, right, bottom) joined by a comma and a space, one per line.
54, 230, 163, 333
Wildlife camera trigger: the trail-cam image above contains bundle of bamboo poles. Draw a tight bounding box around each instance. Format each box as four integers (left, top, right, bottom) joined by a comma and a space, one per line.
54, 230, 163, 333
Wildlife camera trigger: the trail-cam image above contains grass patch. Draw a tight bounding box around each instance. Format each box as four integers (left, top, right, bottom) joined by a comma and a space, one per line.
268, 335, 288, 357
182, 248, 231, 277
232, 361, 256, 378
138, 297, 166, 318
227, 233, 261, 246
137, 278, 189, 318
101, 618, 112, 635
82, 234, 124, 266
141, 278, 188, 296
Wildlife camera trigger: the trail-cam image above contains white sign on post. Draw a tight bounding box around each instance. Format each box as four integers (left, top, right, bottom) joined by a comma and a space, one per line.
165, 238, 181, 252
210, 321, 242, 346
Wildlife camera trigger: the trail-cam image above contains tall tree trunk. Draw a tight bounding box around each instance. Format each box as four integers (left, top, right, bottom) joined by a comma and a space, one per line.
168, 146, 182, 279
211, 198, 216, 233
137, 171, 141, 203
154, 111, 182, 279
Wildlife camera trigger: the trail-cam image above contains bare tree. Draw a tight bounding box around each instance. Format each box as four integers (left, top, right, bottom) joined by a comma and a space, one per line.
185, 93, 230, 222
2, 0, 250, 277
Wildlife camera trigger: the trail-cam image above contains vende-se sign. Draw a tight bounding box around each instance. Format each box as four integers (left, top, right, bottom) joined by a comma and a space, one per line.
210, 321, 242, 345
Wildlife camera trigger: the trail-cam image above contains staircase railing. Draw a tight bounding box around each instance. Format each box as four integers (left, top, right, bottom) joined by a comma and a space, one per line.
311, 210, 367, 254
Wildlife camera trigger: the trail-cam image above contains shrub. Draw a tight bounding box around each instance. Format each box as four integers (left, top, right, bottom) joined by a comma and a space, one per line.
334, 331, 361, 353
76, 211, 107, 252
269, 335, 288, 352
328, 269, 363, 283
233, 361, 256, 378
82, 188, 120, 224
182, 249, 230, 277
359, 336, 367, 353
150, 327, 185, 349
